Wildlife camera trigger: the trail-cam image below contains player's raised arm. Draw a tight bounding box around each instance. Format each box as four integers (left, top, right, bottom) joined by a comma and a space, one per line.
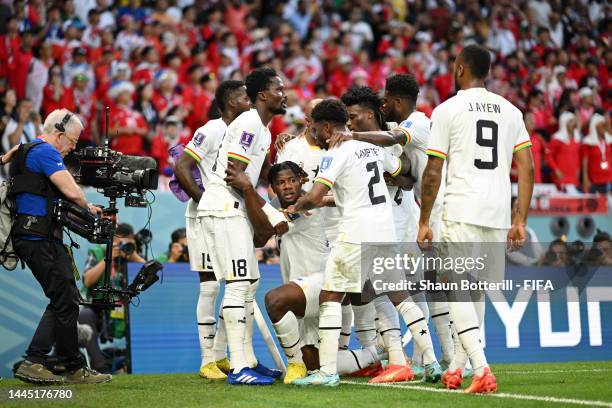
328, 128, 408, 149
290, 181, 329, 213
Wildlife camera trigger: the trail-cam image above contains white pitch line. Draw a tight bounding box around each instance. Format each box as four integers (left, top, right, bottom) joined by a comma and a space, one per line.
497, 368, 612, 375
342, 380, 612, 407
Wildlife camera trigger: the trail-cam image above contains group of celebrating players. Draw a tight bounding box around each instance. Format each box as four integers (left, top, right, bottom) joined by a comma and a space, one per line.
173, 43, 534, 394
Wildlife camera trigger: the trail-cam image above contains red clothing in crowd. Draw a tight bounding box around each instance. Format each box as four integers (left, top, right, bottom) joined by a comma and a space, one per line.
433, 71, 454, 102
73, 89, 98, 144
182, 84, 211, 132
582, 140, 612, 185
327, 69, 351, 97
152, 91, 183, 118
9, 48, 33, 99
547, 137, 581, 187
109, 105, 147, 155
150, 130, 191, 175
530, 133, 546, 183
42, 84, 76, 116
0, 33, 20, 79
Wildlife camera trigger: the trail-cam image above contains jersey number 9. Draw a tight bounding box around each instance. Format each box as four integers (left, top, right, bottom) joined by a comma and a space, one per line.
474, 120, 498, 170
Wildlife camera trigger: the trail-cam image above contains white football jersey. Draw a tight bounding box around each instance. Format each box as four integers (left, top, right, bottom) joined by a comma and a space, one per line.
198, 109, 271, 218
315, 140, 399, 243
396, 111, 444, 229
276, 136, 341, 245
183, 118, 227, 218
427, 87, 531, 229
273, 201, 329, 283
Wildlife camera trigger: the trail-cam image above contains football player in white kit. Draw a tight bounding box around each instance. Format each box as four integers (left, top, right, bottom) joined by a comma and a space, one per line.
340, 86, 417, 383
197, 67, 290, 385
417, 44, 534, 393
287, 99, 441, 387
276, 99, 354, 352
330, 75, 455, 375
174, 80, 251, 380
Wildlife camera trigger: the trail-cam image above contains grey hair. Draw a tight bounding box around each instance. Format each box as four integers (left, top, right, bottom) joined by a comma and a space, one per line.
42, 109, 84, 135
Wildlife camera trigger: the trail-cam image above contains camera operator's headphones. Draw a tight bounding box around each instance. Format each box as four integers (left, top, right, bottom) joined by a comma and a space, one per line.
54, 113, 72, 133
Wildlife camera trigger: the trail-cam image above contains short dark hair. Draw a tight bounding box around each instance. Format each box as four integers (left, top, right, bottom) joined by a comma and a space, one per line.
268, 161, 308, 185
459, 44, 491, 80
171, 228, 186, 243
385, 74, 419, 103
311, 98, 349, 127
341, 86, 386, 130
116, 223, 134, 237
245, 67, 278, 103
215, 80, 244, 112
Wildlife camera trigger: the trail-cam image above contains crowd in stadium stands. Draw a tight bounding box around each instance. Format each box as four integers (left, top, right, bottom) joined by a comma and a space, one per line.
0, 1, 610, 257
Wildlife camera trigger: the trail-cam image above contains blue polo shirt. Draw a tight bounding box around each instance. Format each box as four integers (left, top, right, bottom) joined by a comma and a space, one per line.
15, 139, 66, 240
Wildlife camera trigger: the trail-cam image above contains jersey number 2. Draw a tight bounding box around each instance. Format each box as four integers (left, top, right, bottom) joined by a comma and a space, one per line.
474, 120, 498, 170
366, 162, 386, 205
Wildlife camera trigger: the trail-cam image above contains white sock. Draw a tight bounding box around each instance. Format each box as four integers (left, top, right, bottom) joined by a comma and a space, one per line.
197, 281, 220, 366
373, 296, 405, 366
351, 303, 377, 348
448, 301, 487, 376
243, 281, 259, 368
212, 303, 227, 361
337, 347, 377, 375
339, 304, 353, 350
396, 299, 436, 365
319, 301, 342, 375
223, 281, 250, 372
449, 320, 468, 371
429, 295, 454, 364
411, 294, 429, 366
272, 311, 303, 364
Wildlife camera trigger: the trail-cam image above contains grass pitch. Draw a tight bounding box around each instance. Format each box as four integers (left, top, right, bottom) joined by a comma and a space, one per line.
1, 361, 611, 408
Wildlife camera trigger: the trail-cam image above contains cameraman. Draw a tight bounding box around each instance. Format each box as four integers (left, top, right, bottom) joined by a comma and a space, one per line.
156, 227, 189, 263
80, 223, 145, 372
12, 109, 111, 385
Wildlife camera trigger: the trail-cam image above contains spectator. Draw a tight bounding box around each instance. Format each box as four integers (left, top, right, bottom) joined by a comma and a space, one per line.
152, 69, 181, 120
108, 81, 147, 155
156, 228, 189, 263
0, 88, 17, 143
80, 223, 145, 373
1, 98, 42, 153
134, 82, 159, 147
581, 113, 611, 194
150, 115, 183, 177
540, 239, 569, 267
72, 72, 99, 147
63, 47, 95, 92
547, 111, 581, 193
577, 87, 596, 131
588, 230, 612, 266
42, 65, 76, 117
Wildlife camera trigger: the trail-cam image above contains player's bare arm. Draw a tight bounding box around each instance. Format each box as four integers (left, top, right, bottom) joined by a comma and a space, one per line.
288, 182, 329, 213
224, 161, 282, 246
417, 156, 444, 248
327, 128, 408, 149
384, 153, 414, 189
508, 147, 535, 250
175, 153, 203, 202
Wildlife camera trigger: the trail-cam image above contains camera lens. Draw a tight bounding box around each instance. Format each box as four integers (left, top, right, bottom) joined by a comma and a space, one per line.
120, 242, 136, 256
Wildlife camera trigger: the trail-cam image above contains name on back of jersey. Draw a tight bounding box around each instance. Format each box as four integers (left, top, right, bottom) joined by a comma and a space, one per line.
467, 102, 501, 113
354, 146, 381, 159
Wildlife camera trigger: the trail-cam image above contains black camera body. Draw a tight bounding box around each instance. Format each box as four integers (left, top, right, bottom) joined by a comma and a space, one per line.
53, 199, 114, 243
75, 147, 158, 207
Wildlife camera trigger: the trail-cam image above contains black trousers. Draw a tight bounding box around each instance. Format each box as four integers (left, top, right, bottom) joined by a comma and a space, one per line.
14, 238, 85, 371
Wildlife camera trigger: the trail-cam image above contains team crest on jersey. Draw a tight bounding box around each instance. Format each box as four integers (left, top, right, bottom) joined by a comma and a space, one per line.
239, 131, 255, 149
193, 132, 205, 146
320, 156, 333, 171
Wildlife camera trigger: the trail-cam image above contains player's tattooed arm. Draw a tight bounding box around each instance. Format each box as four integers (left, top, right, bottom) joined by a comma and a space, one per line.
417, 156, 444, 247
508, 146, 535, 250
289, 182, 329, 213
175, 153, 203, 202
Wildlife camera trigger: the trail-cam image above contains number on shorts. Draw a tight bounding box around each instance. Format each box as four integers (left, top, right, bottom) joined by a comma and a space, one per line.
202, 253, 213, 271
232, 259, 248, 277
366, 161, 386, 205
474, 120, 498, 170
